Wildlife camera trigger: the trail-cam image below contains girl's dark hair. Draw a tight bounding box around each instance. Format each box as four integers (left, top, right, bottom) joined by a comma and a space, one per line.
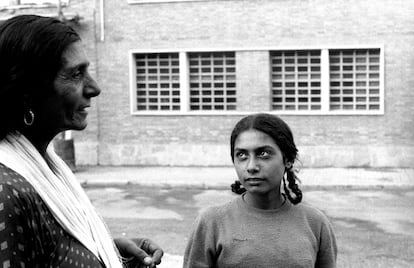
0, 15, 80, 140
230, 113, 302, 204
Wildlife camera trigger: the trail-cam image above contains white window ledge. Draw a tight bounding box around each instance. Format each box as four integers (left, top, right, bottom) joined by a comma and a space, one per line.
130, 110, 385, 116
128, 0, 207, 4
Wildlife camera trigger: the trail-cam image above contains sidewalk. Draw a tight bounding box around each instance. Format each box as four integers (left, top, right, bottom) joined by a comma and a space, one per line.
75, 166, 414, 189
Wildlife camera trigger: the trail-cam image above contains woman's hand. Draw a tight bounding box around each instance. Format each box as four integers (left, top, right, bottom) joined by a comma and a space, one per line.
114, 237, 163, 268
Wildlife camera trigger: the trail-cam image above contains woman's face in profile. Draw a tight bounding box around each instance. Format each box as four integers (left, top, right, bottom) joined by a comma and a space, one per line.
233, 129, 286, 197
38, 41, 101, 134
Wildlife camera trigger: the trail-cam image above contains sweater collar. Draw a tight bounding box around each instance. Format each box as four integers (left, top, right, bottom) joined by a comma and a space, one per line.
238, 192, 291, 216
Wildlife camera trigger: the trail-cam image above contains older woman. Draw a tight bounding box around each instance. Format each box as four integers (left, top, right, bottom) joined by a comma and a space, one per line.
0, 15, 163, 267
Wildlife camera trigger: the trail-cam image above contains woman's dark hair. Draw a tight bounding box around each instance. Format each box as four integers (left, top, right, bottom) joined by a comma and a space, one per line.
230, 113, 302, 205
0, 15, 81, 140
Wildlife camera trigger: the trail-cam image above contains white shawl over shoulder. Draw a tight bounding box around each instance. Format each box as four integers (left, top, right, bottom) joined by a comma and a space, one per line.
0, 132, 123, 268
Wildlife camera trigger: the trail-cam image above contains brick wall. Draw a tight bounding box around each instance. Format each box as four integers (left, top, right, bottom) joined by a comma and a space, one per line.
2, 0, 413, 167
236, 51, 271, 111
91, 0, 413, 167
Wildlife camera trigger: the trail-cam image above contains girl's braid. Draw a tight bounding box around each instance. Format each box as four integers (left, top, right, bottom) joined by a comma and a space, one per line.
231, 180, 246, 195
283, 167, 302, 205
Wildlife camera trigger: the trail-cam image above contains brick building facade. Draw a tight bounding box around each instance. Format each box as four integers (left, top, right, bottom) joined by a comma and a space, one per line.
1, 0, 413, 167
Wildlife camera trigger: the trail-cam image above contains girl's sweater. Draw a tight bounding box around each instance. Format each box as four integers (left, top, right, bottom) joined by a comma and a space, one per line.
183, 193, 337, 268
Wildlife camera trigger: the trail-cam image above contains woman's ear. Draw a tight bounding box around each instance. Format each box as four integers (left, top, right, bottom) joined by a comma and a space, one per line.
285, 162, 292, 170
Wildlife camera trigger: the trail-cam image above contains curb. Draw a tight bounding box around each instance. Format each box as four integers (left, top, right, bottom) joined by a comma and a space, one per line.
79, 181, 414, 190
75, 166, 414, 189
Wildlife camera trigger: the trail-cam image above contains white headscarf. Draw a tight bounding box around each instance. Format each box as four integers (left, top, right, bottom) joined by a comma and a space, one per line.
0, 132, 123, 268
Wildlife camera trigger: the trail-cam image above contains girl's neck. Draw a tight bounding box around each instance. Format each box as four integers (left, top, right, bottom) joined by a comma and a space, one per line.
244, 192, 286, 210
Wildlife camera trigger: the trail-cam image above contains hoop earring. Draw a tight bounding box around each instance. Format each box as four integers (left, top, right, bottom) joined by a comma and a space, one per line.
23, 109, 34, 126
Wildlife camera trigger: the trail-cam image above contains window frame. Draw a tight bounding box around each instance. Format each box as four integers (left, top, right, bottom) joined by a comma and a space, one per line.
133, 52, 182, 112
129, 45, 384, 116
188, 51, 237, 112
130, 48, 242, 116
270, 49, 323, 112
270, 46, 384, 115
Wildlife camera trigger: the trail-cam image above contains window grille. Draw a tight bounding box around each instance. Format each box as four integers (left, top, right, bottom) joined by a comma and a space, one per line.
135, 53, 180, 111
270, 50, 322, 111
188, 52, 236, 111
131, 47, 381, 115
329, 49, 381, 111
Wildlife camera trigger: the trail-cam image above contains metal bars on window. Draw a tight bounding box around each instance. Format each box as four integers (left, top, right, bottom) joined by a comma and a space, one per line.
135, 53, 180, 111
270, 50, 322, 111
131, 48, 382, 115
270, 48, 382, 113
188, 52, 236, 111
329, 49, 381, 111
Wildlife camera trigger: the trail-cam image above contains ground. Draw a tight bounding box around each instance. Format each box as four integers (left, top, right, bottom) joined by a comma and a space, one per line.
85, 186, 414, 268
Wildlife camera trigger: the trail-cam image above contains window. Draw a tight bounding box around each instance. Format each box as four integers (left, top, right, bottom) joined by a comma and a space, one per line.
189, 52, 236, 111
329, 49, 381, 111
270, 47, 383, 114
130, 47, 382, 115
0, 0, 68, 7
130, 51, 237, 114
271, 50, 321, 111
134, 53, 180, 111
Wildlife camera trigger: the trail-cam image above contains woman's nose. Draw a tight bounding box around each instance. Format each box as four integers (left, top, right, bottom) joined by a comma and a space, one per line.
84, 73, 101, 98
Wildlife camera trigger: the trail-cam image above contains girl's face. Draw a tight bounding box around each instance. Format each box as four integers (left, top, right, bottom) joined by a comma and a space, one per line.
233, 129, 286, 198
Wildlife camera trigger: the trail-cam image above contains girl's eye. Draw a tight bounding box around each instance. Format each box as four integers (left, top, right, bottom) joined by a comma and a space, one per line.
258, 151, 271, 159
235, 151, 247, 160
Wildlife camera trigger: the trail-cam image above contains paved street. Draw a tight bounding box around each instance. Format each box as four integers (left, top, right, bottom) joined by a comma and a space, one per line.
85, 185, 414, 268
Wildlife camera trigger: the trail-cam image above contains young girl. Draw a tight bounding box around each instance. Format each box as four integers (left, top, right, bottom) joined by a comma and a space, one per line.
183, 113, 337, 268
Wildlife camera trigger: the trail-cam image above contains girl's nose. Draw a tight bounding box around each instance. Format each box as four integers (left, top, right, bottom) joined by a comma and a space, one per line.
246, 157, 259, 173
